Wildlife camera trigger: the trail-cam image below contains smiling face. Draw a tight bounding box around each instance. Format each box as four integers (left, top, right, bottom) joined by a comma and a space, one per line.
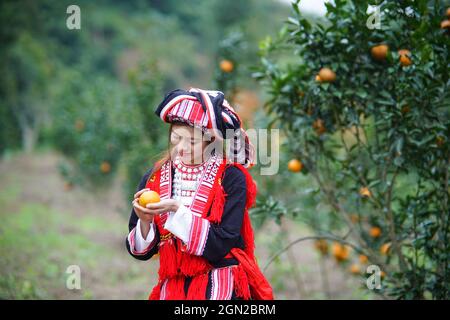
170, 123, 212, 164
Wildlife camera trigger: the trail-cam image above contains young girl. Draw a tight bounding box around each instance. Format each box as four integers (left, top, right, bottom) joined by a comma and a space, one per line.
125, 88, 273, 300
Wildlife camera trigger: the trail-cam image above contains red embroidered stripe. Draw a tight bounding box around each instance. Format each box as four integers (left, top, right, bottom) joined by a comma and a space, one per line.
128, 227, 157, 255
186, 215, 210, 256
161, 96, 194, 121
210, 266, 234, 300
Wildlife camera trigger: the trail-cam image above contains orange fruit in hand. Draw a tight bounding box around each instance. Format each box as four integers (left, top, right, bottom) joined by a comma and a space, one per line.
369, 226, 382, 238
318, 67, 336, 83
371, 44, 389, 61
398, 49, 412, 67
139, 190, 161, 207
288, 159, 303, 172
220, 59, 234, 73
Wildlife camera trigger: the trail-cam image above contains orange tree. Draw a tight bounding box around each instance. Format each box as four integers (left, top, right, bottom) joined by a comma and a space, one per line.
51, 70, 135, 188
253, 0, 449, 299
51, 59, 167, 200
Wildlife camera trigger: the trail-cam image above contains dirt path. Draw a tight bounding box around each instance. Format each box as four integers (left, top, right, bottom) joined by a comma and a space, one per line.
0, 151, 373, 299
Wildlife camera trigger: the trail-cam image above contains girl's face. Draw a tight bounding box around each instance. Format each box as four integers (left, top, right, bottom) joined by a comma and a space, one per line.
170, 124, 210, 164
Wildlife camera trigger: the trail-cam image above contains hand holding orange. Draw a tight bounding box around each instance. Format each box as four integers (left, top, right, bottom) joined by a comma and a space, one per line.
138, 190, 161, 207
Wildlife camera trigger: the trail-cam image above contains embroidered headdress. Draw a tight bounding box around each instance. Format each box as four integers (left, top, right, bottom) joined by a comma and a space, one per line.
155, 88, 255, 168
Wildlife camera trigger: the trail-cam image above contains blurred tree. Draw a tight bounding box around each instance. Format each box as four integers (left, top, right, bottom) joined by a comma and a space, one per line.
1, 32, 53, 153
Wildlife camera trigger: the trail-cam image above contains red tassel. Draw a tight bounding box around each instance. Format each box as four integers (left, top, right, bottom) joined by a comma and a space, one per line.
186, 273, 209, 300
231, 164, 258, 261
158, 239, 178, 279
165, 276, 186, 300
231, 248, 274, 300
148, 281, 161, 300
232, 265, 251, 300
241, 210, 256, 261
234, 163, 258, 210
209, 184, 226, 223
180, 250, 211, 276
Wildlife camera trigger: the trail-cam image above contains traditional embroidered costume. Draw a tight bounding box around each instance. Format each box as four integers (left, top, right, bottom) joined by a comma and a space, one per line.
125, 88, 274, 300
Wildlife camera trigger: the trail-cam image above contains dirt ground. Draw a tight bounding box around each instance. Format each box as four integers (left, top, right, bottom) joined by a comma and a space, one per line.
0, 151, 376, 299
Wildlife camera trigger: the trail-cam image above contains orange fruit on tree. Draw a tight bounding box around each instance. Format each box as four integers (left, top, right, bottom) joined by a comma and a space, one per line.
447, 7, 450, 18
401, 105, 410, 114
371, 44, 389, 61
398, 49, 412, 67
350, 263, 361, 274
74, 119, 85, 132
139, 190, 161, 207
359, 254, 368, 264
359, 186, 372, 198
350, 214, 360, 223
64, 181, 73, 191
314, 239, 329, 255
332, 242, 350, 262
220, 59, 234, 73
441, 20, 450, 29
315, 74, 322, 82
313, 118, 326, 135
318, 67, 336, 83
288, 159, 303, 172
380, 243, 391, 255
100, 161, 111, 174
369, 226, 382, 238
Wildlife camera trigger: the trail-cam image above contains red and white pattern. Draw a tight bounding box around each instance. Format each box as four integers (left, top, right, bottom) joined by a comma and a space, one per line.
127, 227, 157, 255
189, 155, 223, 215
160, 278, 169, 300
159, 154, 223, 256
186, 215, 210, 256
167, 98, 210, 130
158, 161, 173, 226
209, 266, 235, 300
159, 95, 197, 123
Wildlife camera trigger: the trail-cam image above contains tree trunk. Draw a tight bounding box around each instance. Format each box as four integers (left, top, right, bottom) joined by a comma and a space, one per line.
22, 125, 37, 153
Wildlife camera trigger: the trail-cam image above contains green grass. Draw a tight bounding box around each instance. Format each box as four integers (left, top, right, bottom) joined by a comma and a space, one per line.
0, 184, 128, 299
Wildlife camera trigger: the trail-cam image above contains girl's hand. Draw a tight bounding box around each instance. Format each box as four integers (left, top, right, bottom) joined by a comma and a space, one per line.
132, 188, 156, 223
146, 199, 181, 214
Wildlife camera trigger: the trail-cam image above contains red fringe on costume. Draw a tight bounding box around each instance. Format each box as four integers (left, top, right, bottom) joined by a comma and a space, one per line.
146, 160, 273, 300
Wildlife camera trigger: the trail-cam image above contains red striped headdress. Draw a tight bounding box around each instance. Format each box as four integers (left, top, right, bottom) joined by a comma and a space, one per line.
155, 88, 255, 167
